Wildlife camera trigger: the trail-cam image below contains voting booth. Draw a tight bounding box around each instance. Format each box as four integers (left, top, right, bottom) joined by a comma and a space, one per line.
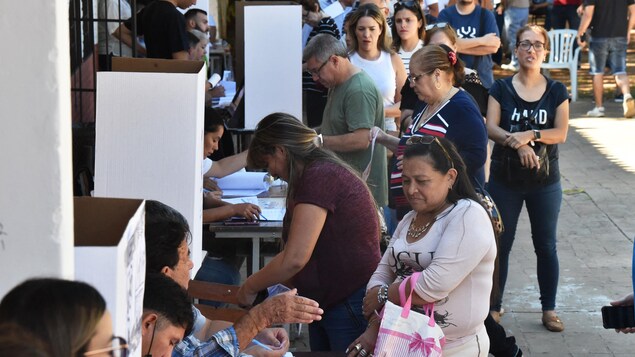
74, 197, 145, 357
235, 2, 302, 129
94, 57, 205, 273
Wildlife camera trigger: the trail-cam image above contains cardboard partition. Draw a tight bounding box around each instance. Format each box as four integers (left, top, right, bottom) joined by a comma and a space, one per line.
74, 197, 146, 357
236, 2, 302, 129
94, 57, 205, 274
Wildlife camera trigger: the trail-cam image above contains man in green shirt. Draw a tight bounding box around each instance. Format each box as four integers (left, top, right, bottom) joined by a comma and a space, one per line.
303, 34, 388, 207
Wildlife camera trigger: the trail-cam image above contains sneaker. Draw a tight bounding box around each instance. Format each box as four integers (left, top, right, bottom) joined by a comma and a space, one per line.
623, 97, 635, 118
501, 63, 518, 72
586, 106, 605, 117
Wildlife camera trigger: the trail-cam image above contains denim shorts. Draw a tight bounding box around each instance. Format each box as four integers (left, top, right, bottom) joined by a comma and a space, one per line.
588, 36, 628, 75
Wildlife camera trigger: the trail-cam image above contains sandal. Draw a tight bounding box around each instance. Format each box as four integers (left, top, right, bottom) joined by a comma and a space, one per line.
542, 313, 564, 332
490, 307, 505, 323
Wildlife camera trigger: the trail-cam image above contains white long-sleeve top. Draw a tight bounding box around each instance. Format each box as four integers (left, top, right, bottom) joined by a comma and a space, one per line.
368, 199, 496, 349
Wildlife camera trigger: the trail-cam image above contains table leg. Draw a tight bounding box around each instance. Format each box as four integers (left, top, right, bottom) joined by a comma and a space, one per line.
251, 237, 260, 274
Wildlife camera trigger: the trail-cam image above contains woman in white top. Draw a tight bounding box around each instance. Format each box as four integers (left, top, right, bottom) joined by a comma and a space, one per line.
348, 136, 496, 357
348, 3, 407, 133
391, 0, 426, 73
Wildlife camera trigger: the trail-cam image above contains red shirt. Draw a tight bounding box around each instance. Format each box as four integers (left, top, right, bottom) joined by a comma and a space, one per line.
283, 160, 381, 309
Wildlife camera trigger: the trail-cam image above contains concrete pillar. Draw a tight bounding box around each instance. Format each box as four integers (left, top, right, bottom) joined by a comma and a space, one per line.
0, 1, 74, 295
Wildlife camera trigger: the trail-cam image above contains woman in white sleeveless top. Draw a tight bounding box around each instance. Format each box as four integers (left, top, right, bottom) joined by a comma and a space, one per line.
348, 3, 407, 134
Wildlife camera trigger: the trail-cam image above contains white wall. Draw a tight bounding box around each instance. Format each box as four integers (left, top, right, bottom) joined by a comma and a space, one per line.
0, 1, 74, 295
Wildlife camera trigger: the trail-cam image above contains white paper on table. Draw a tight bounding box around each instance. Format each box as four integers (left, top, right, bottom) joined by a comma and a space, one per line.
223, 196, 286, 221
217, 171, 268, 190
221, 189, 266, 197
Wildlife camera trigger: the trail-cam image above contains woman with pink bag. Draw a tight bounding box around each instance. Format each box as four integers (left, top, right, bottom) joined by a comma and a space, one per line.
347, 136, 497, 357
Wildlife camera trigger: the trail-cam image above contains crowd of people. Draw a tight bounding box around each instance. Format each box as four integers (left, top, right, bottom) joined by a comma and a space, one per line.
3, 0, 635, 356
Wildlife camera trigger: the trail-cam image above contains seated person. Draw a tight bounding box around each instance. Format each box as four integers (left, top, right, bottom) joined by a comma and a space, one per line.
0, 278, 127, 357
201, 107, 259, 222
145, 199, 323, 356
199, 107, 261, 300
142, 273, 194, 356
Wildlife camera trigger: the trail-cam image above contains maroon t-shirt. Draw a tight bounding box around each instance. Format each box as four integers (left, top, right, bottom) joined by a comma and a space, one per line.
283, 161, 381, 309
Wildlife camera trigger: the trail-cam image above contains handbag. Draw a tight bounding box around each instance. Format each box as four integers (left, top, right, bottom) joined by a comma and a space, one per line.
374, 272, 445, 357
473, 179, 504, 238
496, 79, 553, 186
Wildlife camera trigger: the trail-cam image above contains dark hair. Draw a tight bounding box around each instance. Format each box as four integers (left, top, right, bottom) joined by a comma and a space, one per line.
186, 31, 200, 49
410, 44, 465, 87
0, 278, 106, 357
391, 0, 426, 52
143, 273, 194, 338
424, 22, 458, 48
403, 137, 479, 204
145, 200, 192, 274
298, 0, 321, 12
248, 112, 368, 201
0, 323, 52, 357
184, 8, 207, 22
347, 3, 392, 53
204, 107, 225, 134
516, 24, 550, 51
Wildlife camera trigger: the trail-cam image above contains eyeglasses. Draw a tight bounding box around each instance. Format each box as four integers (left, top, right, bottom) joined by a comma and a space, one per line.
307, 57, 330, 78
84, 336, 128, 357
405, 135, 454, 169
425, 22, 448, 31
407, 72, 425, 83
517, 40, 545, 52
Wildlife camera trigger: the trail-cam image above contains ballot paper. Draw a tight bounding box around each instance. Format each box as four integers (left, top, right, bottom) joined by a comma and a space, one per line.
223, 196, 286, 221
216, 171, 270, 197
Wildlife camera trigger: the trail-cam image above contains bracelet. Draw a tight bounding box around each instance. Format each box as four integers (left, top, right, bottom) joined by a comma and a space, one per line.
377, 284, 389, 305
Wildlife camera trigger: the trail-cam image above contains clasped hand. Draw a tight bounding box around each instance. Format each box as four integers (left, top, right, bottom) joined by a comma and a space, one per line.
504, 131, 534, 150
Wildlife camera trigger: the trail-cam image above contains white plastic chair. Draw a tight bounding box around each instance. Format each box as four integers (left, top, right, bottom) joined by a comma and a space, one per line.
541, 29, 581, 102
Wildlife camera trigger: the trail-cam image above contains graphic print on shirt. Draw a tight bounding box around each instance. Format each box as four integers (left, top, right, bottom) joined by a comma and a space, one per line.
509, 108, 548, 126
456, 26, 477, 39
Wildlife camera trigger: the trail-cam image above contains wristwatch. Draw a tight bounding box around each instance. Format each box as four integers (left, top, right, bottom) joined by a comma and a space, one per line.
533, 129, 541, 141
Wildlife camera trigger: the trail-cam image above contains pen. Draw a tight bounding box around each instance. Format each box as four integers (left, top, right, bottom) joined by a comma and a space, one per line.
241, 199, 267, 221
251, 339, 273, 351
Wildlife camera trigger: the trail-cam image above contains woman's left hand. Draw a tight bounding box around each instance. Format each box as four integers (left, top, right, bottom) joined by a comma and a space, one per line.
518, 145, 540, 170
346, 325, 379, 357
236, 284, 258, 307
504, 131, 534, 150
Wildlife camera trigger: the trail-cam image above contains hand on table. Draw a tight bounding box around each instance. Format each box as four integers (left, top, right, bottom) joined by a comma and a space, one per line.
243, 328, 290, 356
232, 203, 262, 221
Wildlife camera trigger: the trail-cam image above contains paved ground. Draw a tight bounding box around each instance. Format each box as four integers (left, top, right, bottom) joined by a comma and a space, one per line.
287, 99, 635, 355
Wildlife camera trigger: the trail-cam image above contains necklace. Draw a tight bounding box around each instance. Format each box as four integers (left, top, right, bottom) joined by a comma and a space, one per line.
407, 216, 435, 240
413, 87, 457, 133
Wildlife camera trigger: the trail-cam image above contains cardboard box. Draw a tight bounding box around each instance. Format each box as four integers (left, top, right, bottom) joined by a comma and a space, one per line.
94, 57, 204, 273
74, 197, 145, 357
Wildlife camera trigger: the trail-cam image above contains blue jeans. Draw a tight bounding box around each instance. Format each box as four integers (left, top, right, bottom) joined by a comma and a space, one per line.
309, 286, 367, 351
504, 7, 529, 67
193, 253, 242, 307
589, 37, 628, 75
487, 180, 562, 311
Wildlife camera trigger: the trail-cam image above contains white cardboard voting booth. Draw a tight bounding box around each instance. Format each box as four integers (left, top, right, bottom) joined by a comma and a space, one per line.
74, 197, 146, 357
237, 2, 302, 129
94, 57, 205, 273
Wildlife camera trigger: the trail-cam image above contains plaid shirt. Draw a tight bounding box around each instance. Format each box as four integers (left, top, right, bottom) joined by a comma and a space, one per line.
172, 306, 241, 357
